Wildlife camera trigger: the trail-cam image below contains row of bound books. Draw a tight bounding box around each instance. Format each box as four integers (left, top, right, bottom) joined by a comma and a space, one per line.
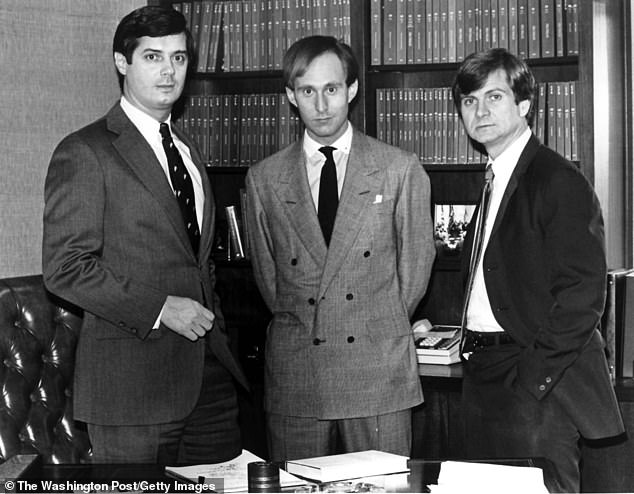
370, 0, 579, 66
375, 80, 578, 165
173, 0, 351, 73
176, 93, 304, 167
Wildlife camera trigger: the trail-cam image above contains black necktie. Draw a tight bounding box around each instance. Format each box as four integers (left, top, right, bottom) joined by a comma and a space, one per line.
318, 146, 339, 247
160, 123, 200, 255
459, 164, 494, 354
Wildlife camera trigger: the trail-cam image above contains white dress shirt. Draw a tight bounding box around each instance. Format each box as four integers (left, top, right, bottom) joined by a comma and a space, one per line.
120, 96, 204, 229
303, 121, 353, 211
120, 96, 205, 328
466, 127, 532, 332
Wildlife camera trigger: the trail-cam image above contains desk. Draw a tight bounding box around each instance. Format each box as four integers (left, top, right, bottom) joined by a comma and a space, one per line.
17, 458, 559, 493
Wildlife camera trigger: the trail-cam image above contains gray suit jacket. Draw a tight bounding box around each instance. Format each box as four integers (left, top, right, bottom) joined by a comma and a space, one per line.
246, 130, 436, 419
43, 104, 247, 426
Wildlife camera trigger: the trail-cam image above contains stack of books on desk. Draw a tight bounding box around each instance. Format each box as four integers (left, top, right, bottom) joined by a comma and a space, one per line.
414, 324, 461, 365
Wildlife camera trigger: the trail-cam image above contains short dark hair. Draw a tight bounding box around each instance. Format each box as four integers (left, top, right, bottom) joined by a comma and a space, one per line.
282, 35, 359, 90
451, 48, 536, 126
112, 6, 195, 91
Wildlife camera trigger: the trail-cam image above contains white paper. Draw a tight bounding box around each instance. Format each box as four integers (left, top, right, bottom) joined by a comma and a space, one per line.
428, 460, 549, 494
166, 449, 308, 493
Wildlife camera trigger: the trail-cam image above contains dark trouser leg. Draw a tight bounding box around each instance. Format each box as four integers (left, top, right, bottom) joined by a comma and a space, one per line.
462, 371, 581, 493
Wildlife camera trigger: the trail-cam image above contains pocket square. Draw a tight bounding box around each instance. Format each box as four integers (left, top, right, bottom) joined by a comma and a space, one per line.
373, 194, 383, 204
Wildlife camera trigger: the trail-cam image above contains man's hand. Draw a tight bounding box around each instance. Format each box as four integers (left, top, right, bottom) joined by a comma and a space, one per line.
161, 296, 215, 341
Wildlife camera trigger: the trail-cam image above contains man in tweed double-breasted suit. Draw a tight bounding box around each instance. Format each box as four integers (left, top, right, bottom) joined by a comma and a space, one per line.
246, 36, 436, 462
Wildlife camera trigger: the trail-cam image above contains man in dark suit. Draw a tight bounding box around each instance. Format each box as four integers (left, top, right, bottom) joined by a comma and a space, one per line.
453, 48, 625, 492
42, 6, 247, 464
246, 36, 436, 462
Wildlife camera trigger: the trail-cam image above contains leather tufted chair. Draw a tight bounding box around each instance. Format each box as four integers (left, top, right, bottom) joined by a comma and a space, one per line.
0, 275, 91, 464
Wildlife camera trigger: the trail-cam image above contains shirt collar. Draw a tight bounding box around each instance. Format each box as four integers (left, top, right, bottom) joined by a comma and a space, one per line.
489, 127, 532, 183
120, 96, 171, 140
303, 121, 353, 164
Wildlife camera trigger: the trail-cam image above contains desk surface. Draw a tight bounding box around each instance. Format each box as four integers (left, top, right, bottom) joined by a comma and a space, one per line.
19, 457, 561, 493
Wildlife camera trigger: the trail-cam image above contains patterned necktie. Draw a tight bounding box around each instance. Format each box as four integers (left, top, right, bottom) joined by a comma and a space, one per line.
318, 146, 339, 247
160, 122, 200, 255
459, 164, 494, 354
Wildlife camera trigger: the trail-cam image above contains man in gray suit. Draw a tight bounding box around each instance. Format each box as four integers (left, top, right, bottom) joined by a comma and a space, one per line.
42, 6, 247, 464
246, 35, 436, 462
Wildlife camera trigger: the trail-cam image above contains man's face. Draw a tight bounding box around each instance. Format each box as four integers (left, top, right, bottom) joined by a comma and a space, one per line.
114, 33, 188, 121
286, 52, 358, 145
459, 68, 531, 159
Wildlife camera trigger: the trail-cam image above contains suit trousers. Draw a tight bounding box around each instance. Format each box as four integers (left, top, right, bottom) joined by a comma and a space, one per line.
462, 344, 580, 493
266, 409, 412, 462
88, 348, 241, 465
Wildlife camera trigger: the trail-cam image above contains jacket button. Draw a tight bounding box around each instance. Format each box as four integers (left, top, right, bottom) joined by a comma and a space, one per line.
119, 321, 125, 327
347, 336, 355, 343
346, 293, 354, 300
313, 338, 321, 346
539, 384, 546, 391
308, 298, 316, 305
291, 258, 297, 265
545, 376, 552, 384
363, 251, 370, 257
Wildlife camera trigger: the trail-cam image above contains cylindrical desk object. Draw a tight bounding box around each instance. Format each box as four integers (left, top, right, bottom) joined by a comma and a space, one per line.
247, 461, 281, 492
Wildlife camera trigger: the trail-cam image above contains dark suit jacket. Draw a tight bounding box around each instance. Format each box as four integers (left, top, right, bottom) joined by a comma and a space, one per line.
43, 104, 247, 426
463, 134, 624, 439
246, 130, 436, 419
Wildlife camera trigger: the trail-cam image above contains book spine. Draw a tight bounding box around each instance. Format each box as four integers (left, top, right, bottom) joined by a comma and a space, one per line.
425, 0, 434, 63
440, 0, 448, 63
377, 89, 386, 143
491, 0, 499, 49
464, 0, 475, 58
517, 0, 528, 58
432, 0, 441, 63
371, 0, 382, 65
569, 81, 577, 161
566, 1, 578, 55
541, 0, 555, 57
498, 0, 508, 50
406, 0, 415, 64
397, 0, 407, 64
384, 0, 398, 64
190, 1, 203, 58
554, 0, 565, 57
414, 0, 425, 63
482, 0, 490, 50
455, 0, 464, 60
225, 205, 245, 260
527, 0, 540, 58
508, 0, 518, 55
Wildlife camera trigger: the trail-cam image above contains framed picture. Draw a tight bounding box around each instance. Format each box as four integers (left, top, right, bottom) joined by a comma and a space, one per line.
434, 204, 476, 258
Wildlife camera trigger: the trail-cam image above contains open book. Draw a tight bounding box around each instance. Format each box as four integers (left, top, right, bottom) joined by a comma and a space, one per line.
166, 450, 309, 493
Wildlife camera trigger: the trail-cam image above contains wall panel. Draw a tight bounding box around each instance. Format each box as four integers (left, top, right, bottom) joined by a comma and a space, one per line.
0, 0, 142, 276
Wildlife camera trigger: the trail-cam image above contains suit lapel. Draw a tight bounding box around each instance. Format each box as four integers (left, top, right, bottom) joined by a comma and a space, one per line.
107, 106, 198, 259
273, 140, 328, 265
490, 134, 540, 237
318, 132, 381, 296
